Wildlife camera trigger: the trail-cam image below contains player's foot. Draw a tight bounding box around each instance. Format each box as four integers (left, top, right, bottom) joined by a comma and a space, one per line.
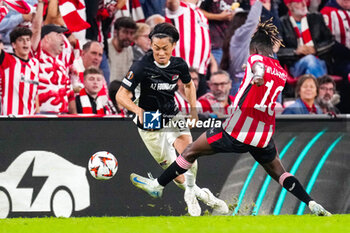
196, 187, 229, 215
184, 186, 201, 216
130, 173, 163, 198
308, 201, 332, 216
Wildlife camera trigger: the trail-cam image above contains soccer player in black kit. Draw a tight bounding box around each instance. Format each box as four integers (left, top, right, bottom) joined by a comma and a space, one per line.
116, 23, 228, 216
127, 20, 332, 216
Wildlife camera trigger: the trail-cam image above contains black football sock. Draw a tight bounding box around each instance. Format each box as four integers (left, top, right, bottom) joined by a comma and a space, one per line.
157, 155, 192, 187
281, 175, 312, 205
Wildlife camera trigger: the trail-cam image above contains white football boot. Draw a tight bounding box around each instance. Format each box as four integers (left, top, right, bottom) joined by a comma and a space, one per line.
308, 201, 332, 216
130, 173, 163, 198
184, 186, 201, 216
195, 187, 229, 215
184, 172, 201, 216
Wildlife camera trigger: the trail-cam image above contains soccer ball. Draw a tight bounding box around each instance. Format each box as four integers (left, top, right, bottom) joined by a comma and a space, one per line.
88, 151, 118, 180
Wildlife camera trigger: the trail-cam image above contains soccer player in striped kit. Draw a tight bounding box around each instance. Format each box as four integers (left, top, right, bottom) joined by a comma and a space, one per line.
131, 19, 332, 216
0, 27, 39, 115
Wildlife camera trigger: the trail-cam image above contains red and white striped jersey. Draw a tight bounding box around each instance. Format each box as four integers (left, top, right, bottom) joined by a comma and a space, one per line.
321, 6, 350, 49
197, 92, 234, 117
0, 52, 39, 115
165, 1, 211, 75
222, 54, 287, 148
174, 91, 191, 114
35, 45, 75, 114
174, 91, 202, 115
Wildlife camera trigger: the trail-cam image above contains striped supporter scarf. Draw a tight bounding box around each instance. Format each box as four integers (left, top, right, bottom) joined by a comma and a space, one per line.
289, 13, 314, 47
79, 88, 105, 114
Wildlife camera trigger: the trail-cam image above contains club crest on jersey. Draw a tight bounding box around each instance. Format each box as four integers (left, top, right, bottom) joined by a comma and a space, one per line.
172, 74, 179, 81
126, 71, 134, 80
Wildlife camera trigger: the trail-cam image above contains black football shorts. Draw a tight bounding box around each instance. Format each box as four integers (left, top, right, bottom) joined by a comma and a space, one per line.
206, 126, 277, 164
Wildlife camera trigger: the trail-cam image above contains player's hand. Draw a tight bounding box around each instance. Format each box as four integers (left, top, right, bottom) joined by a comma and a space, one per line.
251, 76, 264, 86
137, 108, 144, 125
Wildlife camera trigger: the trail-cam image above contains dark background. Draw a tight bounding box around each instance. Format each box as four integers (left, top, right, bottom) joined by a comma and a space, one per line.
0, 116, 348, 217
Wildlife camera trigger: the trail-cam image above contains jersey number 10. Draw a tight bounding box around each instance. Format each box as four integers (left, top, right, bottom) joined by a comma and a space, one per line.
254, 80, 284, 116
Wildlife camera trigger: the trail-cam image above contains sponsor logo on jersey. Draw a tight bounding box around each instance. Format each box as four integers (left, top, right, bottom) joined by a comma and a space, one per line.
20, 75, 39, 85
150, 83, 177, 91
143, 110, 162, 129
150, 75, 160, 79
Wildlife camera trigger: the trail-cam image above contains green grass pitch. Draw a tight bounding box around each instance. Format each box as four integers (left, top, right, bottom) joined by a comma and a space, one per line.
1, 215, 349, 233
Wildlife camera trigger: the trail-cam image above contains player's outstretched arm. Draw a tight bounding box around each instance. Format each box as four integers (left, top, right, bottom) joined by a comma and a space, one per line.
116, 86, 144, 123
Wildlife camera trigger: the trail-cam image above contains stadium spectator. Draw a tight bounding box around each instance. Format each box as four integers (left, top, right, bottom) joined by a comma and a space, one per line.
71, 41, 104, 91
29, 2, 76, 114
221, 0, 262, 96
321, 0, 350, 113
34, 24, 77, 114
75, 67, 110, 114
85, 0, 127, 82
197, 70, 234, 118
0, 27, 39, 116
316, 75, 340, 114
199, 0, 235, 64
277, 0, 334, 79
117, 23, 228, 216
253, 0, 282, 32
165, 0, 214, 97
108, 16, 137, 82
130, 19, 332, 217
321, 0, 350, 50
132, 23, 151, 61
145, 14, 165, 30
282, 74, 323, 114
0, 0, 36, 53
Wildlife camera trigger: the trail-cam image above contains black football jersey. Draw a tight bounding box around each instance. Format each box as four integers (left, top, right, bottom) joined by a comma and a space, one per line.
121, 52, 191, 127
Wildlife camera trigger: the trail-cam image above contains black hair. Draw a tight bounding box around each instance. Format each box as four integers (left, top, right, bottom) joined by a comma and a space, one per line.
220, 11, 249, 70
317, 75, 336, 89
10, 27, 32, 44
114, 16, 137, 31
148, 22, 179, 43
249, 18, 283, 56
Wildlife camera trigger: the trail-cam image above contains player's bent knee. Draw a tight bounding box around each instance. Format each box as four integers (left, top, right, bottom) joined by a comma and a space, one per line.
181, 146, 199, 163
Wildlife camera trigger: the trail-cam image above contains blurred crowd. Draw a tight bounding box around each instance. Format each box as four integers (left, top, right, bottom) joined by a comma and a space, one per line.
0, 0, 349, 118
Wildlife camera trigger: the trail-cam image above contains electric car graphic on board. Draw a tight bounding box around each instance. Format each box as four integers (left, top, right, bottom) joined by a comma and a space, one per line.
0, 151, 90, 218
